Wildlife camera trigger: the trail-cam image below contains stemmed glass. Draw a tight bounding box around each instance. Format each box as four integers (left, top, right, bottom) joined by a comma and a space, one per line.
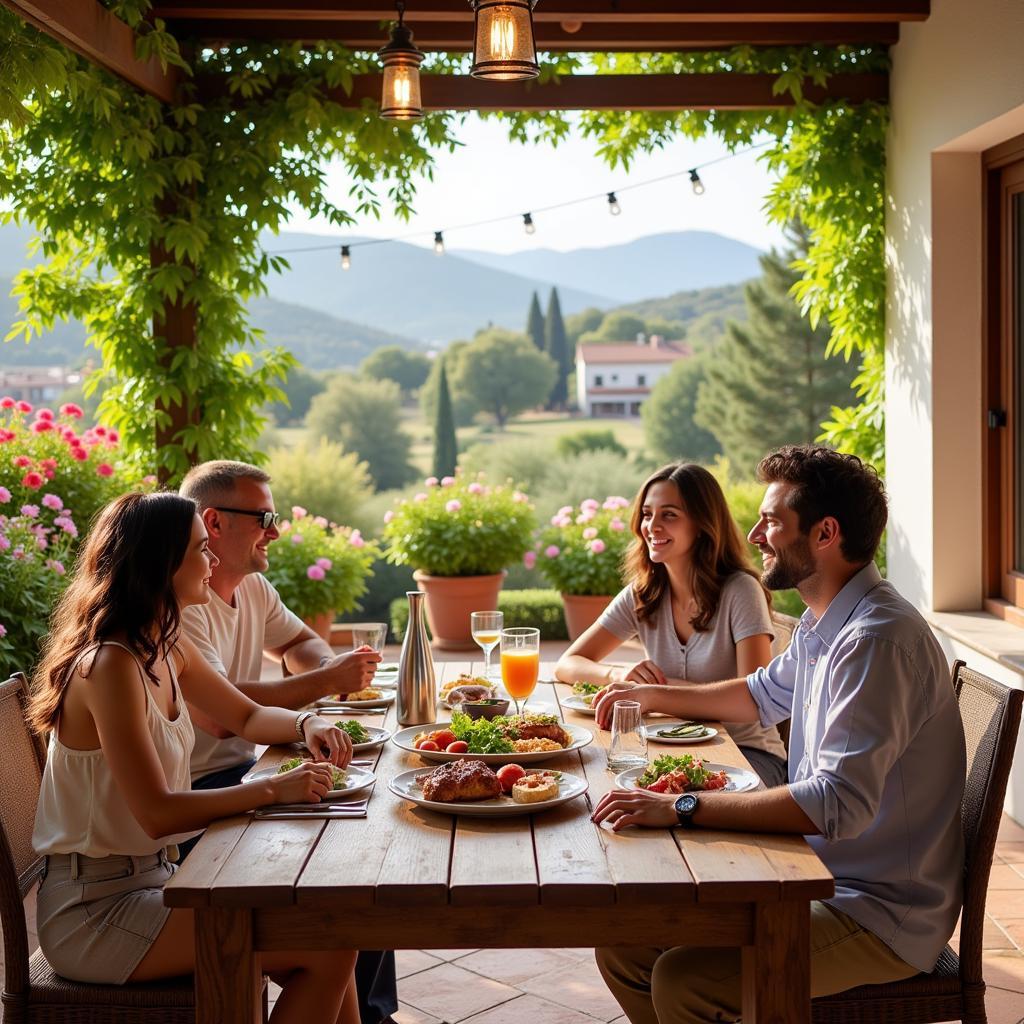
470, 610, 503, 682
500, 627, 539, 716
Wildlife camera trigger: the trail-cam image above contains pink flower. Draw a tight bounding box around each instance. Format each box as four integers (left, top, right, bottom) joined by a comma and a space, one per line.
0, 624, 6, 638
512, 491, 527, 503
0, 430, 13, 443
544, 545, 560, 558
0, 396, 14, 409
306, 564, 326, 581
523, 550, 537, 569
30, 420, 53, 433
142, 474, 157, 485
316, 557, 333, 570
554, 515, 572, 528
576, 511, 595, 524
36, 408, 54, 421
12, 546, 24, 560
581, 498, 600, 511
60, 402, 84, 418
313, 516, 328, 528
414, 492, 428, 502
42, 493, 63, 511
70, 447, 88, 461
54, 515, 77, 537
96, 463, 114, 477
467, 482, 484, 495
0, 536, 9, 551
610, 518, 626, 531
291, 533, 303, 544
106, 429, 119, 443
383, 510, 394, 524
20, 504, 39, 519
94, 426, 107, 438
15, 400, 32, 413
583, 527, 598, 540
441, 476, 455, 487
291, 505, 307, 519
445, 499, 462, 513
589, 539, 606, 554
425, 476, 439, 487
21, 472, 43, 490
349, 530, 365, 548
46, 559, 65, 575
0, 487, 9, 504
13, 455, 31, 468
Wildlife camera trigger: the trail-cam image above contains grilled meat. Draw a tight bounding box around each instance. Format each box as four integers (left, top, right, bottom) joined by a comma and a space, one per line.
421, 759, 502, 802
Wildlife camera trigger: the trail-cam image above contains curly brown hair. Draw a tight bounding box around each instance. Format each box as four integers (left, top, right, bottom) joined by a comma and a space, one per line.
28, 491, 197, 734
624, 463, 769, 630
756, 445, 887, 563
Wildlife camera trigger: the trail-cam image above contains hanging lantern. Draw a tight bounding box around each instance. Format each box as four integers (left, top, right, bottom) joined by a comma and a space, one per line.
469, 0, 539, 81
379, 2, 425, 121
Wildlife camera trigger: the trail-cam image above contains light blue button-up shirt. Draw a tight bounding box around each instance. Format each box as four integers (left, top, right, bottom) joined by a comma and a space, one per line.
747, 563, 965, 972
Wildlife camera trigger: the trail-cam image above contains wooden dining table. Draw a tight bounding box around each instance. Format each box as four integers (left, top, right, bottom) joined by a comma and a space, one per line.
164, 661, 834, 1024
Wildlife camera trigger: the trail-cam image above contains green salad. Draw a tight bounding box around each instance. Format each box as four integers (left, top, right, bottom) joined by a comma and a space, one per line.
335, 720, 370, 744
276, 756, 347, 790
449, 710, 515, 753
572, 682, 602, 696
637, 754, 715, 789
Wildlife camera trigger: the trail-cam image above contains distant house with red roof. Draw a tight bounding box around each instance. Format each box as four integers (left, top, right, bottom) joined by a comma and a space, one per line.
575, 335, 692, 417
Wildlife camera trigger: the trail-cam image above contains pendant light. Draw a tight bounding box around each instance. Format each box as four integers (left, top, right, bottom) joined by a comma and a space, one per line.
379, 1, 425, 121
469, 0, 539, 81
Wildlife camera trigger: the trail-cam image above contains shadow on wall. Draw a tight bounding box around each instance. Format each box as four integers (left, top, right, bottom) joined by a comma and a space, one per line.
886, 516, 928, 612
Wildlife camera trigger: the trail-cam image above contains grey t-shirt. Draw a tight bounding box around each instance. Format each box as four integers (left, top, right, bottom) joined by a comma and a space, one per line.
598, 572, 786, 758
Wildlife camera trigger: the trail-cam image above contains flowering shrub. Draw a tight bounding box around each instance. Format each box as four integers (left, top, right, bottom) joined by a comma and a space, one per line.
262, 507, 379, 621
531, 496, 634, 596
0, 399, 152, 676
382, 473, 536, 577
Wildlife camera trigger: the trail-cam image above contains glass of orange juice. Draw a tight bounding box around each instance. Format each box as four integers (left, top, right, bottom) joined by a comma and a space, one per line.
500, 627, 540, 715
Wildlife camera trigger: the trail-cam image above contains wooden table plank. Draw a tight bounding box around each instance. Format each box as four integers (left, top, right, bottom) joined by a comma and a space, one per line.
165, 816, 250, 908
450, 814, 538, 906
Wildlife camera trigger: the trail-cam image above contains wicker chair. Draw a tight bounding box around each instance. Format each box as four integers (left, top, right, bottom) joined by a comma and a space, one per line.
812, 659, 1023, 1024
0, 671, 268, 1023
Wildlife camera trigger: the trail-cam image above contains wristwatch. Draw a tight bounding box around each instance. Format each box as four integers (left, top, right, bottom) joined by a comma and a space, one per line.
674, 793, 700, 828
295, 710, 315, 740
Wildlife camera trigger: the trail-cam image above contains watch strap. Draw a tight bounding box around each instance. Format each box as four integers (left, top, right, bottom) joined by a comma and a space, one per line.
295, 710, 315, 740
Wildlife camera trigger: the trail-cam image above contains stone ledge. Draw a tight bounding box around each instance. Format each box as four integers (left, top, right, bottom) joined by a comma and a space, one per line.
928, 610, 1024, 676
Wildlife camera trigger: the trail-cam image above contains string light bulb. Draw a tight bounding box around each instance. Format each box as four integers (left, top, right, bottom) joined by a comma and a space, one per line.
523, 212, 535, 235
468, 0, 539, 81
378, 1, 425, 121
340, 245, 351, 271
434, 231, 445, 255
607, 192, 621, 216
689, 168, 706, 196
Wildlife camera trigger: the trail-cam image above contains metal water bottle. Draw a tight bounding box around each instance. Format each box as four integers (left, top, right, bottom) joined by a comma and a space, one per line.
397, 591, 436, 726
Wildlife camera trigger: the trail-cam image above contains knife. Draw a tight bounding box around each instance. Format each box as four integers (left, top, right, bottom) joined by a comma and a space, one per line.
254, 808, 367, 820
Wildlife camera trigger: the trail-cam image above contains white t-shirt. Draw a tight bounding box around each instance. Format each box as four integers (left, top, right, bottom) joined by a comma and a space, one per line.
181, 573, 304, 781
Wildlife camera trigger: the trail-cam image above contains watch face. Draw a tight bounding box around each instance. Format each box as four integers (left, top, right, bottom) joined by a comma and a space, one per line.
675, 794, 698, 816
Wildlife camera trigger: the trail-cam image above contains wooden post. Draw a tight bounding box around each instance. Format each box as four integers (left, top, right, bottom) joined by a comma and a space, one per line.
195, 907, 261, 1024
742, 900, 811, 1023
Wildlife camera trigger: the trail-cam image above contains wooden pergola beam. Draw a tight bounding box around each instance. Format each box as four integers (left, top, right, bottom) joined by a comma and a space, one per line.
1, 0, 179, 103
202, 72, 888, 111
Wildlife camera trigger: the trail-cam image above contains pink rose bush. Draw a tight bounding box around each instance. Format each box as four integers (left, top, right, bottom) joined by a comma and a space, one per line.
529, 495, 634, 596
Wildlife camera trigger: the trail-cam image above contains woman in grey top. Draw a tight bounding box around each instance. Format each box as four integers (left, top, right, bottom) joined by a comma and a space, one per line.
555, 462, 787, 786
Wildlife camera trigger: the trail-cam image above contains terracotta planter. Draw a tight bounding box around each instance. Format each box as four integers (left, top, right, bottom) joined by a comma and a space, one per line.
303, 610, 335, 644
561, 593, 614, 641
413, 570, 506, 650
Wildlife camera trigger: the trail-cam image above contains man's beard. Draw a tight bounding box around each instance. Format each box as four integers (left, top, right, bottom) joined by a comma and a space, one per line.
761, 535, 815, 591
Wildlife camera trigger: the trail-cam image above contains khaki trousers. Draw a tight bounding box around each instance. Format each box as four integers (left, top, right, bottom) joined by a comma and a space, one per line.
596, 901, 919, 1024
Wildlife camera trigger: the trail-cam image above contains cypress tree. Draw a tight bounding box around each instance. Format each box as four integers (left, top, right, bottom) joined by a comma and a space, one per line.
694, 223, 857, 474
432, 357, 458, 478
544, 287, 569, 408
526, 290, 545, 350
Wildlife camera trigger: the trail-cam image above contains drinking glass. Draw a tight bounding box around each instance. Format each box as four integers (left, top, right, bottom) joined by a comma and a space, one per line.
500, 627, 540, 715
351, 623, 387, 653
607, 700, 648, 773
470, 610, 503, 681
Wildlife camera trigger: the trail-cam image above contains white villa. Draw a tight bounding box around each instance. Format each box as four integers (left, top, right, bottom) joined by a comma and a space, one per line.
575, 335, 691, 417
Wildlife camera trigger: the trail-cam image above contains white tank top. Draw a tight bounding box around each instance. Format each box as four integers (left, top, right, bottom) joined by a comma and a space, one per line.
33, 641, 200, 857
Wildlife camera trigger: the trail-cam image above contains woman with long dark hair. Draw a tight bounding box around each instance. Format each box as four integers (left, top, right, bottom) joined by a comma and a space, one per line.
555, 463, 786, 786
29, 492, 361, 1022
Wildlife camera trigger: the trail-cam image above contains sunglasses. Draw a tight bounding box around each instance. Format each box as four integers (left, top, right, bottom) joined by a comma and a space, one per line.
213, 507, 281, 530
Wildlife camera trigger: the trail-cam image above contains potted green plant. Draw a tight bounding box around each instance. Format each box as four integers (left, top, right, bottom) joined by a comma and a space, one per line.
531, 496, 633, 639
382, 473, 536, 649
263, 507, 379, 641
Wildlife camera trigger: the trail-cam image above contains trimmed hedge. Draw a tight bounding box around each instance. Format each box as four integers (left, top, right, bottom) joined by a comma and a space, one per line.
390, 587, 569, 643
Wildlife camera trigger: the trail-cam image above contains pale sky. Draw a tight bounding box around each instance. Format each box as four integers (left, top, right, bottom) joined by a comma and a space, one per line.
284, 114, 786, 255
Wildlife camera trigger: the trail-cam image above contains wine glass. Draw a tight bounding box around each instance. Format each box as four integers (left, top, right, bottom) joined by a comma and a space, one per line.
470, 610, 503, 682
500, 627, 540, 716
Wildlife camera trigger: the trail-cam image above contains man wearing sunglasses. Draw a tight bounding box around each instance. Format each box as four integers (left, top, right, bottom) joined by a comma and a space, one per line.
176, 459, 399, 1024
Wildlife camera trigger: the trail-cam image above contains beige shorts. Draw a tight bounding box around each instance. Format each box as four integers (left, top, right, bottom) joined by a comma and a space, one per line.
36, 850, 176, 984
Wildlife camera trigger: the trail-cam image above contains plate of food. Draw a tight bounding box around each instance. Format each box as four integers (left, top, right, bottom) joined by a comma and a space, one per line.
437, 673, 497, 710
646, 721, 719, 744
315, 688, 396, 709
614, 754, 759, 794
392, 711, 592, 764
559, 681, 605, 716
389, 760, 588, 817
333, 720, 391, 753
248, 759, 376, 799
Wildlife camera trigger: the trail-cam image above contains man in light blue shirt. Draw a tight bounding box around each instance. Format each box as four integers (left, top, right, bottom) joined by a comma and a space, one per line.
592, 445, 965, 1024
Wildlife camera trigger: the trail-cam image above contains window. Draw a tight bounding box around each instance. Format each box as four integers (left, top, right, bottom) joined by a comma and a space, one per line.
611, 373, 619, 383
637, 374, 646, 386
594, 374, 604, 387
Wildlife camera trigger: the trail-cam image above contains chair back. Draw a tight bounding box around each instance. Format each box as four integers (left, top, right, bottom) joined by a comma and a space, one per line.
770, 611, 799, 658
0, 672, 48, 1000
952, 659, 1023, 986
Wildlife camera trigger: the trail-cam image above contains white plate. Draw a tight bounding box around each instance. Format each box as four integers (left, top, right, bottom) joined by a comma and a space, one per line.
392, 722, 593, 764
248, 762, 376, 800
559, 693, 597, 716
646, 722, 719, 745
316, 691, 396, 710
332, 724, 392, 753
389, 767, 588, 817
376, 662, 399, 673
614, 761, 758, 794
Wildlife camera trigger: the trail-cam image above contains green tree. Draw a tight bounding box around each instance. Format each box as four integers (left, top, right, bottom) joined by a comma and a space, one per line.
694, 225, 858, 474
419, 342, 477, 427
544, 288, 570, 409
555, 429, 627, 459
526, 291, 546, 351
642, 352, 722, 465
361, 346, 430, 397
452, 329, 556, 429
565, 307, 605, 346
581, 311, 647, 345
432, 357, 458, 479
268, 365, 328, 425
306, 375, 417, 491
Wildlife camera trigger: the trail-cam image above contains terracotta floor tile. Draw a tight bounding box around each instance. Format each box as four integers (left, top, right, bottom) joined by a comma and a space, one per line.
399, 962, 519, 1022
397, 949, 444, 979
563, 948, 597, 962
984, 950, 1024, 994
425, 949, 479, 962
982, 981, 1024, 1023
461, 993, 601, 1024
988, 891, 1024, 918
394, 1001, 444, 1024
1001, 919, 1024, 951
997, 815, 1024, 843
457, 947, 579, 987
991, 863, 1024, 889
984, 916, 1016, 951
519, 958, 625, 1022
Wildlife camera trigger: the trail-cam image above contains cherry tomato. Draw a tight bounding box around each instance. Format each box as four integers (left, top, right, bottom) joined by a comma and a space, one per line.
445, 740, 469, 753
418, 740, 440, 752
496, 763, 527, 794
432, 729, 457, 748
